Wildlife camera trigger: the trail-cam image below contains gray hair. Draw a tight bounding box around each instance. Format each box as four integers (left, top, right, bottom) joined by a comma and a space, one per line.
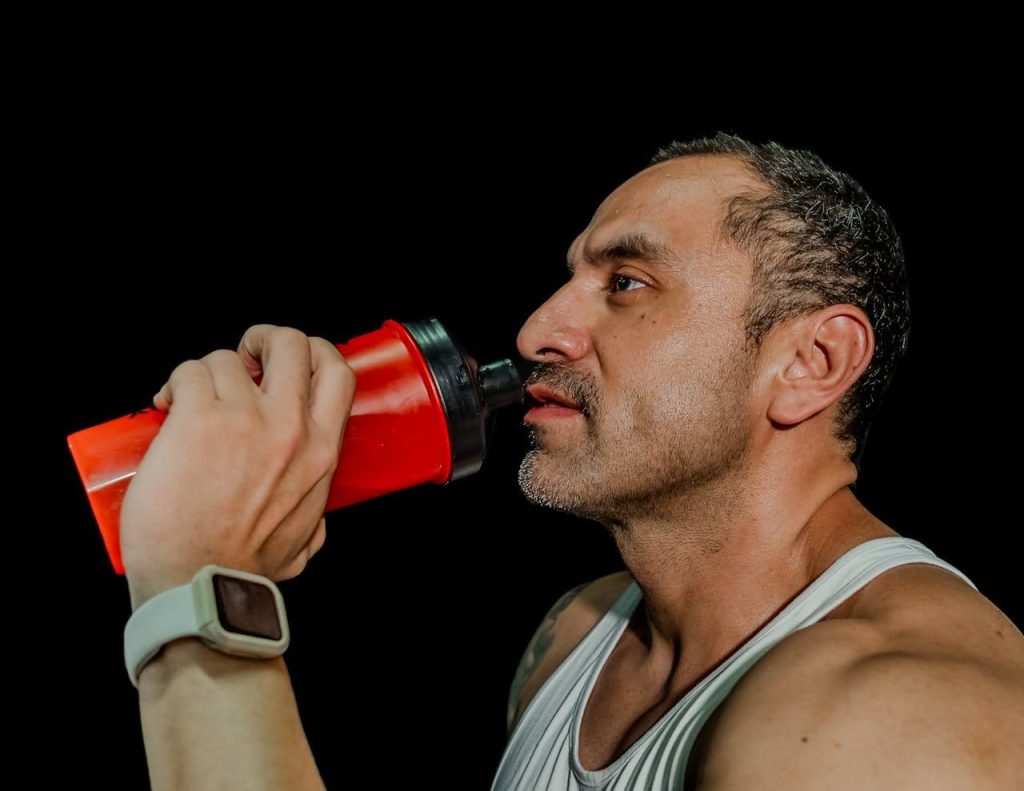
650, 132, 911, 471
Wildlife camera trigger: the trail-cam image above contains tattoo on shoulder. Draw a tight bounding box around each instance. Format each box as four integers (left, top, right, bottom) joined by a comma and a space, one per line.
507, 581, 590, 732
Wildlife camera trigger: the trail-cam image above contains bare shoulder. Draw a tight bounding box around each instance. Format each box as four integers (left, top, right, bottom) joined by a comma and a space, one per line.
506, 569, 634, 734
693, 562, 1024, 790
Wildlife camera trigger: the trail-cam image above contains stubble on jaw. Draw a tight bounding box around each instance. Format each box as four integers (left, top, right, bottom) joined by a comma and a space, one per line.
516, 339, 757, 527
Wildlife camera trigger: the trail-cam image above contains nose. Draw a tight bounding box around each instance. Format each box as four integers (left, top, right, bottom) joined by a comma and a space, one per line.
516, 283, 591, 366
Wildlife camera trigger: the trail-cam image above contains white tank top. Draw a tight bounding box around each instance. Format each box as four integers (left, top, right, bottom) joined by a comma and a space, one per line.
490, 536, 977, 790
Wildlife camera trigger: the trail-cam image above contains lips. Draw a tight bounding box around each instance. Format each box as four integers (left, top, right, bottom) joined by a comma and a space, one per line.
526, 383, 582, 411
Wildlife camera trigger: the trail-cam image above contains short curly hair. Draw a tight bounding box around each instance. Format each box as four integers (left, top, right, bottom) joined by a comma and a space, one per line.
650, 132, 911, 471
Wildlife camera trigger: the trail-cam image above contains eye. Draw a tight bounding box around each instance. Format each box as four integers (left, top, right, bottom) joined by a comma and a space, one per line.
608, 273, 647, 294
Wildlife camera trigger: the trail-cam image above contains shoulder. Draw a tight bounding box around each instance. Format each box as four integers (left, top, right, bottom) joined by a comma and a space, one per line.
506, 570, 634, 733
692, 562, 1024, 789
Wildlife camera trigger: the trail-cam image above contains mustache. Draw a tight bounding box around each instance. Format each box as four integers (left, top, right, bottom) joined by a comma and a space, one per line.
522, 362, 596, 415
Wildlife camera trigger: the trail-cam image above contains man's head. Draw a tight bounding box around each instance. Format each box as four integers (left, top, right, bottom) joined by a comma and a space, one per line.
515, 132, 910, 523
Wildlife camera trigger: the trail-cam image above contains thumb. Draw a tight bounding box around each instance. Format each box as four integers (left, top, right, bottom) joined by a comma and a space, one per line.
153, 385, 171, 412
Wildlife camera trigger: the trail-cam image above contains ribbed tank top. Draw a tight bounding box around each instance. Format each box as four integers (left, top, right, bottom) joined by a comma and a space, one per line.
490, 536, 977, 790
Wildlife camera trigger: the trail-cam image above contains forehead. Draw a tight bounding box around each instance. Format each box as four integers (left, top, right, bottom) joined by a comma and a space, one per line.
569, 154, 765, 272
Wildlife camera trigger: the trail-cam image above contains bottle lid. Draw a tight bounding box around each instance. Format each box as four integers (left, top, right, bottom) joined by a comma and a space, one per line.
401, 319, 523, 482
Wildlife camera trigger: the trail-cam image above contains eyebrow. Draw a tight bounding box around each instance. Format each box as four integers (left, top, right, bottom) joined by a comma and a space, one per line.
566, 231, 682, 275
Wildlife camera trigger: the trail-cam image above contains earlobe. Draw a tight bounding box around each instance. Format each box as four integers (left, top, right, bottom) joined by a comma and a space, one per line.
766, 307, 873, 428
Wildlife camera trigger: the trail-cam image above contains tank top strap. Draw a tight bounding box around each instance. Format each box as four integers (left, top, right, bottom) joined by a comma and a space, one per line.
701, 536, 979, 699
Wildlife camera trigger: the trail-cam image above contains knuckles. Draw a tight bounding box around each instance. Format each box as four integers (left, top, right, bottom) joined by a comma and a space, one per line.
337, 356, 356, 384
165, 326, 345, 484
333, 360, 358, 395
172, 358, 206, 377
241, 322, 280, 342
271, 326, 310, 348
310, 336, 356, 378
239, 324, 310, 357
202, 348, 245, 368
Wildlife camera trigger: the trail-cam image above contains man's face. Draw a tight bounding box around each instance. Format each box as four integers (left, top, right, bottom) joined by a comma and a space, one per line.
516, 154, 766, 523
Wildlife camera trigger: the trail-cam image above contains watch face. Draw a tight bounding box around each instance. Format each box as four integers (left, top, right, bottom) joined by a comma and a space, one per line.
212, 574, 283, 640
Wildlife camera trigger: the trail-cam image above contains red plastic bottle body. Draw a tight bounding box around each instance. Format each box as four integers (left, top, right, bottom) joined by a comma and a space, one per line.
67, 320, 453, 575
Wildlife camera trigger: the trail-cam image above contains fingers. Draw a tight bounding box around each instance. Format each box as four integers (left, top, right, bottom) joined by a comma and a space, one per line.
200, 349, 264, 404
157, 326, 355, 437
307, 337, 357, 442
154, 350, 263, 411
153, 360, 217, 412
237, 324, 313, 406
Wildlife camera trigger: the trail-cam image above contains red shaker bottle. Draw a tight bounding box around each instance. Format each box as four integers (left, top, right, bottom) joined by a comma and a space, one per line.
67, 318, 525, 574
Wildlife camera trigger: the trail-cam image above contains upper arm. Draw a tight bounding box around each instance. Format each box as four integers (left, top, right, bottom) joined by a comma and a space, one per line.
505, 580, 589, 735
506, 571, 631, 736
695, 650, 1024, 790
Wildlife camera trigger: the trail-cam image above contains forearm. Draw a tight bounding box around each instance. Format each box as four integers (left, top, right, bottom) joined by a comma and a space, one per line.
137, 638, 325, 791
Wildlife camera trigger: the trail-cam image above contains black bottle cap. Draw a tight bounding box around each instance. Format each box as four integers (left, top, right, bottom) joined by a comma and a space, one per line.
401, 318, 524, 482
479, 359, 524, 411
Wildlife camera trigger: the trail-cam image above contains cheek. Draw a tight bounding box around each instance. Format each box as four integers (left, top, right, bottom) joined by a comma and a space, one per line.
618, 369, 678, 432
626, 348, 720, 428
599, 317, 730, 424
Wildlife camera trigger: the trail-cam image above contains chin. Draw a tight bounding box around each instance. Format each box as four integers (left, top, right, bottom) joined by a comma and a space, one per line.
517, 450, 599, 515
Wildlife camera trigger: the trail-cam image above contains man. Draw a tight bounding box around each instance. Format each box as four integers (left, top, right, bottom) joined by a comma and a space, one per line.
491, 133, 1024, 788
119, 133, 1023, 790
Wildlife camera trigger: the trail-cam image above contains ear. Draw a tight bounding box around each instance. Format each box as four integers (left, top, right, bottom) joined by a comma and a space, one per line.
765, 304, 874, 428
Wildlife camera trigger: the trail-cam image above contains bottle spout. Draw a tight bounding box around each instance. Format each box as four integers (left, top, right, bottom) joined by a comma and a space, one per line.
478, 358, 525, 412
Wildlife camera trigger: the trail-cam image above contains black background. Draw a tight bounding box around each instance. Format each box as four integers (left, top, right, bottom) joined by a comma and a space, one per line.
32, 84, 1021, 789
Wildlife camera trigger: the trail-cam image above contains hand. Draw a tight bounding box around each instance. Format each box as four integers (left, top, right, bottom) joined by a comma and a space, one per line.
120, 324, 357, 610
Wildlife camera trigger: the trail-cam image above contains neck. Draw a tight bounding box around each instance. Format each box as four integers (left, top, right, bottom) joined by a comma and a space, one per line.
603, 444, 897, 691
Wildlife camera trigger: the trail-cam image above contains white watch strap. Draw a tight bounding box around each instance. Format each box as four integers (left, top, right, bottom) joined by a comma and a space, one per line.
124, 581, 199, 689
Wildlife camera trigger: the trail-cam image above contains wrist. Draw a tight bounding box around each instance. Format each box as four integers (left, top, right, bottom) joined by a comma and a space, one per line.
125, 559, 264, 611
127, 567, 201, 612
128, 578, 186, 613
124, 564, 290, 688
137, 636, 287, 691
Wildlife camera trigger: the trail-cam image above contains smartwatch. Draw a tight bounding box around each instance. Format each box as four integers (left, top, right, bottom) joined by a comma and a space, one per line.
124, 564, 290, 688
